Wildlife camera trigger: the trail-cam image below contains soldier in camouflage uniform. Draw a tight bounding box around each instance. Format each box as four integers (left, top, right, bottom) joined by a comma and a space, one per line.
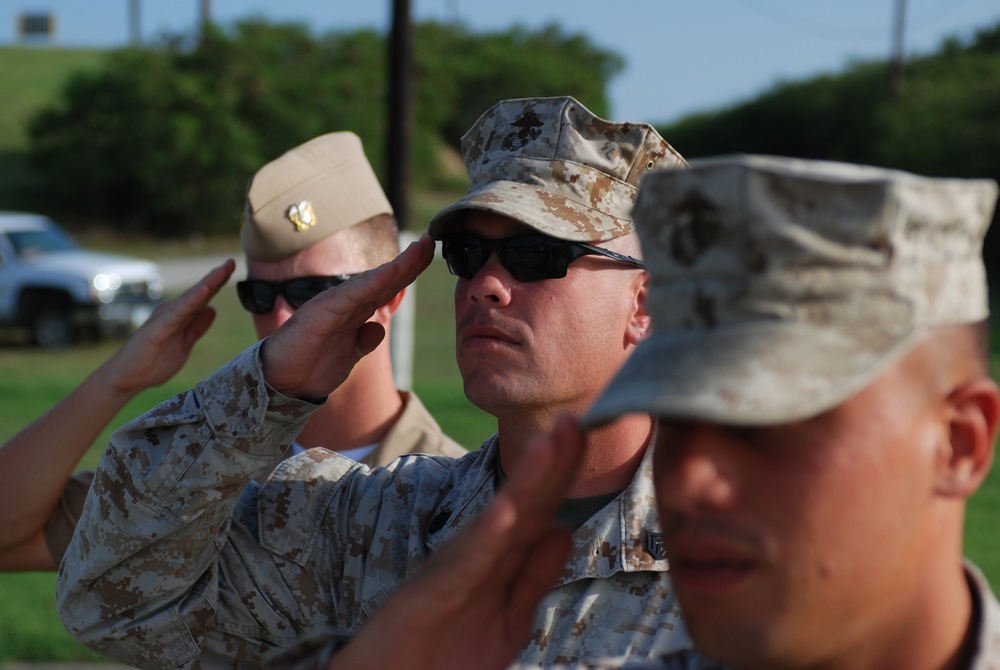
319, 155, 1000, 670
56, 97, 693, 667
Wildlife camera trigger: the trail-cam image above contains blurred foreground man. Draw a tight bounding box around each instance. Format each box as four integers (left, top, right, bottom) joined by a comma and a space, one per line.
56, 97, 692, 667
583, 154, 1000, 669
321, 155, 1000, 670
237, 131, 464, 465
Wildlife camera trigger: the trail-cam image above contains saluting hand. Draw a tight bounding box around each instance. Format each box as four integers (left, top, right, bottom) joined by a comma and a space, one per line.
327, 416, 585, 670
260, 234, 434, 401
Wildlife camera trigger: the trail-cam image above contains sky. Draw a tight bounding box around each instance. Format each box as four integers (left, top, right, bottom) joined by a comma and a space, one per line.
2, 0, 999, 125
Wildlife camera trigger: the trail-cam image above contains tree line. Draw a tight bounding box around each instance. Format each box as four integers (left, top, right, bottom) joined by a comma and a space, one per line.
18, 16, 1000, 266
25, 20, 620, 237
658, 21, 1000, 266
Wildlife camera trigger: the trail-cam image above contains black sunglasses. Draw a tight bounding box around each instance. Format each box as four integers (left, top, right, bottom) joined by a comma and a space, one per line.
236, 275, 356, 314
440, 233, 645, 282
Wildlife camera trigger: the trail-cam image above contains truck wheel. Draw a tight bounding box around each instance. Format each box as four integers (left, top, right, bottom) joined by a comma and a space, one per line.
32, 308, 75, 348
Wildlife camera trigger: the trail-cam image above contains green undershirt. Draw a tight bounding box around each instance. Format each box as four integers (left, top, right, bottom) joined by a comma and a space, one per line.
495, 460, 623, 531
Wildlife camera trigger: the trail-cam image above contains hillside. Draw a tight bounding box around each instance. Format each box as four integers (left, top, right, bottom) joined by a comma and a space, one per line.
0, 47, 110, 210
0, 46, 109, 151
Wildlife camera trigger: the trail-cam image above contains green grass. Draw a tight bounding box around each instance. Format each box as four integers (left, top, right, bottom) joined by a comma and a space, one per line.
0, 572, 106, 661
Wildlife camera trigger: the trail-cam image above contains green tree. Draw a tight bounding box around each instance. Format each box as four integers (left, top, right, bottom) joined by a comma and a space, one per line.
875, 51, 1000, 180
30, 45, 260, 236
26, 20, 623, 237
416, 22, 622, 152
657, 18, 1000, 269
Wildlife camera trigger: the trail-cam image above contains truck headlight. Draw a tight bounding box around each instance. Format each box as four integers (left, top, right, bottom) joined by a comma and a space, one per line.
93, 273, 122, 292
147, 276, 164, 300
92, 273, 122, 303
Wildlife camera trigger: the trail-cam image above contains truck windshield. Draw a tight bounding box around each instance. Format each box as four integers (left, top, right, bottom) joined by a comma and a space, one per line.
6, 228, 79, 257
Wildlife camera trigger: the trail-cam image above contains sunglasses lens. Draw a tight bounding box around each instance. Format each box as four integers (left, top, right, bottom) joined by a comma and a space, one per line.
236, 281, 275, 314
501, 241, 568, 282
442, 239, 482, 279
441, 236, 572, 282
283, 278, 332, 309
237, 276, 353, 314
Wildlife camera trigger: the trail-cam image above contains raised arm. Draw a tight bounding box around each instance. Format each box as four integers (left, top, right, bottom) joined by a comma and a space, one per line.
260, 235, 435, 400
57, 237, 435, 667
0, 259, 235, 570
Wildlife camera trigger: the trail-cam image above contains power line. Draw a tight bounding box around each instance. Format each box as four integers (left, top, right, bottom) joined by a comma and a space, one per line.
736, 0, 890, 44
735, 0, 989, 49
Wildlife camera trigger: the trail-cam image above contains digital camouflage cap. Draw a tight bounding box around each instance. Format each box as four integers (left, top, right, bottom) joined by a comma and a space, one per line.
427, 96, 686, 243
585, 154, 999, 427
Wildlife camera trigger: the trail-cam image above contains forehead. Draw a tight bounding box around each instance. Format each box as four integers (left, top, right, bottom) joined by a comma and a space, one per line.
454, 211, 539, 239
246, 228, 363, 279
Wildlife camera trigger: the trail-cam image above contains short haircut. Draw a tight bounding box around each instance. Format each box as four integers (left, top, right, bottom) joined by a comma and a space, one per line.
341, 213, 400, 270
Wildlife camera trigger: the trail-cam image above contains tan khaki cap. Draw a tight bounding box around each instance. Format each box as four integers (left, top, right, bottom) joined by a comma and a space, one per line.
241, 132, 393, 261
584, 155, 999, 427
427, 96, 686, 243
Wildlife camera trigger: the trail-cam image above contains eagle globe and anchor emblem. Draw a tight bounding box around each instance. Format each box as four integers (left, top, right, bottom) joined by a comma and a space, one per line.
287, 201, 317, 232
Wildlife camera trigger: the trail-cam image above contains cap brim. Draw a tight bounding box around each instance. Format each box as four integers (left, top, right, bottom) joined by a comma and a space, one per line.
582, 316, 919, 429
427, 180, 631, 242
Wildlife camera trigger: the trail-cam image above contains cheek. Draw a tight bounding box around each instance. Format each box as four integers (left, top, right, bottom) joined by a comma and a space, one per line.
452, 280, 468, 318
252, 313, 282, 339
785, 445, 924, 589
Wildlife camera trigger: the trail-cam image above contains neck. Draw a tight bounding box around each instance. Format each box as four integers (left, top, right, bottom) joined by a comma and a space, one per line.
796, 535, 974, 670
866, 558, 974, 670
295, 350, 404, 452
496, 412, 652, 498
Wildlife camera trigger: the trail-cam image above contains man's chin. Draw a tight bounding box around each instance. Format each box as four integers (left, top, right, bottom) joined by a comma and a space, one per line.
461, 377, 527, 416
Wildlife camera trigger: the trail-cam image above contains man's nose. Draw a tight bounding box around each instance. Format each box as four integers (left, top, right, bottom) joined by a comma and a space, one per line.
654, 422, 740, 517
464, 253, 514, 305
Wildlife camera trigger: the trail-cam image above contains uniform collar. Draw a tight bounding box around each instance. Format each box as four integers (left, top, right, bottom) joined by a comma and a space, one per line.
423, 434, 668, 583
967, 561, 1000, 670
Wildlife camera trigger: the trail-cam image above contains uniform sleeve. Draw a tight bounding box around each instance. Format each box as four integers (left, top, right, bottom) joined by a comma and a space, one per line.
44, 469, 93, 563
55, 342, 318, 669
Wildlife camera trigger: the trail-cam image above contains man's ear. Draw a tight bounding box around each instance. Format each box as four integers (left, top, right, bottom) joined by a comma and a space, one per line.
936, 377, 1000, 498
372, 287, 407, 324
625, 273, 651, 346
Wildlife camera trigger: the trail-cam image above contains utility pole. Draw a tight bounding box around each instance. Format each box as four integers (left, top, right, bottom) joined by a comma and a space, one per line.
386, 0, 413, 232
128, 0, 140, 46
200, 0, 211, 42
387, 0, 416, 390
889, 0, 907, 98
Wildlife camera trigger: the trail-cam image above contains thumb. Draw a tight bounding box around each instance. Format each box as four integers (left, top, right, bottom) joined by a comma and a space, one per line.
354, 322, 387, 358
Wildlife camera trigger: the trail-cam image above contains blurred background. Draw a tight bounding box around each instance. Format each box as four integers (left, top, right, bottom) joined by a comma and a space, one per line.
0, 0, 998, 663
1, 0, 999, 243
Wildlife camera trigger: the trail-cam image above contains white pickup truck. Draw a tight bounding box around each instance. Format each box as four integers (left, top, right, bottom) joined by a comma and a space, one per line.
0, 211, 164, 347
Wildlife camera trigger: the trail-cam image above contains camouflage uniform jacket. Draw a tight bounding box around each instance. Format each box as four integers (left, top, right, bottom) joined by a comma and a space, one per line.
56, 343, 688, 669
42, 392, 464, 564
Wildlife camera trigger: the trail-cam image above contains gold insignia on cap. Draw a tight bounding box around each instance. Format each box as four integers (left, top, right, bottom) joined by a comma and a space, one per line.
287, 201, 317, 232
